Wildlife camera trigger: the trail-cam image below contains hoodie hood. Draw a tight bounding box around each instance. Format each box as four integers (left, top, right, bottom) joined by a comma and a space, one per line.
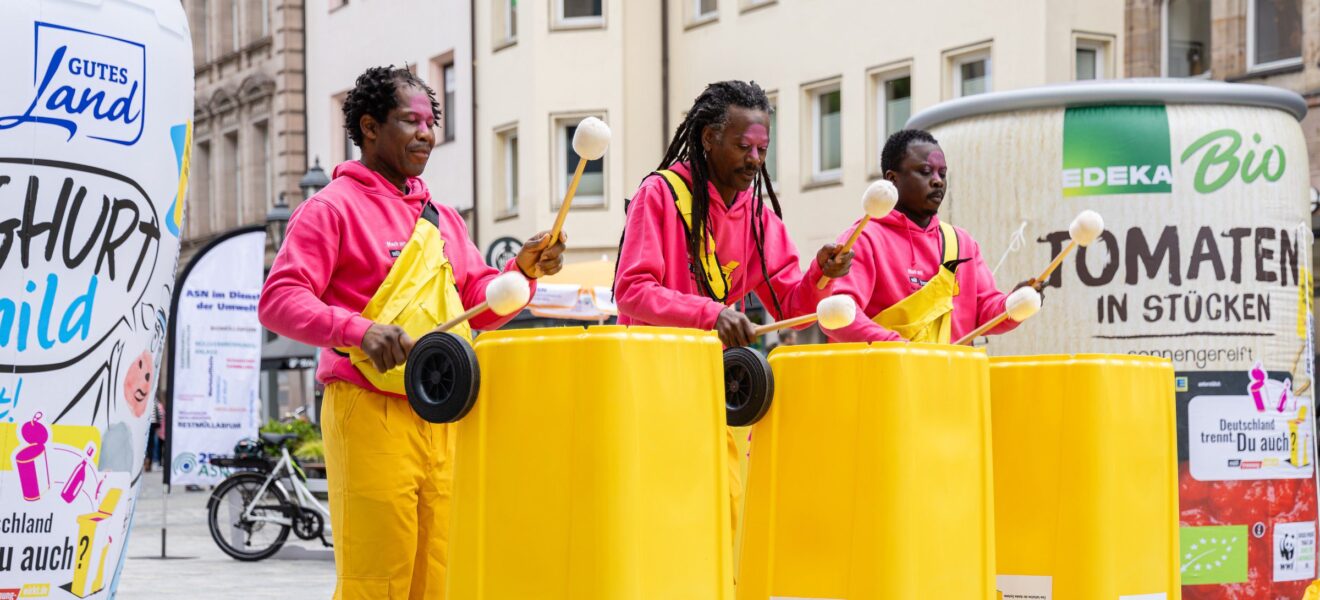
332, 160, 431, 204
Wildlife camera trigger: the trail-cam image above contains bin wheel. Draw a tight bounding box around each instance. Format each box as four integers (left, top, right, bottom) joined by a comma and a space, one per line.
404, 332, 480, 423
723, 347, 774, 427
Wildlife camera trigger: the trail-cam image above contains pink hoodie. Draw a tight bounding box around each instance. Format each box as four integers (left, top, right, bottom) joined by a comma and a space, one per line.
258, 161, 531, 397
615, 162, 831, 329
825, 211, 1018, 343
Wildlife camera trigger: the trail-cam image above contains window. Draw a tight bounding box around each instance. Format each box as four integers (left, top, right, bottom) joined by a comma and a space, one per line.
431, 55, 457, 143
244, 0, 267, 44
193, 140, 212, 237
1163, 0, 1210, 77
869, 65, 911, 174
495, 126, 519, 217
191, 0, 210, 64
224, 131, 242, 226
230, 1, 240, 53
1074, 35, 1113, 80
554, 114, 606, 208
804, 81, 842, 183
496, 0, 517, 45
253, 121, 272, 213
1249, 0, 1303, 69
765, 94, 778, 183
956, 56, 990, 97
694, 0, 717, 22
443, 64, 456, 143
555, 0, 604, 29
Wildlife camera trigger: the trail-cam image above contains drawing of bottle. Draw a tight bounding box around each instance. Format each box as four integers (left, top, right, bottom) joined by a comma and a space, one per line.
1250, 362, 1268, 411
15, 412, 51, 501
61, 444, 96, 504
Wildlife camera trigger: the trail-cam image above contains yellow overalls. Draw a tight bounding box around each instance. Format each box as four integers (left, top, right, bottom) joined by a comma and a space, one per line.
655, 169, 747, 557
325, 203, 469, 599
874, 222, 963, 344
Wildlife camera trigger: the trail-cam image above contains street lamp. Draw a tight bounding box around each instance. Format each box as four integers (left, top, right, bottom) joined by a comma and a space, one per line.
300, 157, 331, 200
266, 191, 292, 251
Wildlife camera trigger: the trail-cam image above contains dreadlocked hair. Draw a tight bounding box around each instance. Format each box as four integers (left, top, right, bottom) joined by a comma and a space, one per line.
342, 65, 441, 148
656, 80, 786, 319
881, 129, 939, 175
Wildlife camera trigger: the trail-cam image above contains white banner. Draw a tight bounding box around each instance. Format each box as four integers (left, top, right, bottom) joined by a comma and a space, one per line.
0, 1, 193, 598
166, 228, 266, 486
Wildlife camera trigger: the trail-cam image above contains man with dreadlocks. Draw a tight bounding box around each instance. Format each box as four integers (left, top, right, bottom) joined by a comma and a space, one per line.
614, 80, 853, 547
824, 128, 1035, 344
259, 66, 565, 599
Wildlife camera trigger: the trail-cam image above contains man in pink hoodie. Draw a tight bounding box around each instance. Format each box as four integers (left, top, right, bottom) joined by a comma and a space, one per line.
258, 66, 564, 599
615, 80, 853, 346
825, 129, 1034, 344
614, 80, 853, 558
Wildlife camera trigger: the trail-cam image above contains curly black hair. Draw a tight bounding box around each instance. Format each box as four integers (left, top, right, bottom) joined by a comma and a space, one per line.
880, 129, 939, 175
342, 65, 441, 148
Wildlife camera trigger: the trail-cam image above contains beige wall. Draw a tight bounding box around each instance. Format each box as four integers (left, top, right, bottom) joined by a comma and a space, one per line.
304, 0, 472, 212
667, 0, 1125, 263
474, 0, 664, 260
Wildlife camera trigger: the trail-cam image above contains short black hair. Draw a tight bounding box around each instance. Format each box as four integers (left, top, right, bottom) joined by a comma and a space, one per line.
342, 65, 440, 147
880, 129, 939, 175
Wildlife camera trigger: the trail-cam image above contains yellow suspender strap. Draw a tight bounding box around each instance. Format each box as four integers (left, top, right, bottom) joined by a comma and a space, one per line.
938, 221, 959, 264
655, 169, 730, 302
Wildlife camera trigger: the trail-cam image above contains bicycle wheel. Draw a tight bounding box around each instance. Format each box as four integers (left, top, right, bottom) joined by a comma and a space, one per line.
207, 472, 293, 561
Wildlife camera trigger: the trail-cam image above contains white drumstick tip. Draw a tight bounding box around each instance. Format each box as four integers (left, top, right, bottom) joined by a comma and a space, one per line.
486, 272, 532, 316
816, 295, 858, 330
1005, 286, 1042, 322
862, 179, 899, 219
571, 116, 611, 161
1068, 210, 1104, 247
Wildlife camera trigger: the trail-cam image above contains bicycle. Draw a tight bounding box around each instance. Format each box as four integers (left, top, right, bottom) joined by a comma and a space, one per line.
206, 433, 333, 561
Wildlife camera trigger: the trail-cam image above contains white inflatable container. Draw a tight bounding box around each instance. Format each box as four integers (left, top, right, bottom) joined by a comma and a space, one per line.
910, 80, 1314, 599
0, 1, 192, 597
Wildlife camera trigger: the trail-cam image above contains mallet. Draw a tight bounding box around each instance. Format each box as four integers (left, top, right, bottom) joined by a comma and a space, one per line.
1029, 209, 1105, 287
952, 286, 1043, 346
751, 295, 857, 336
816, 179, 899, 289
548, 116, 611, 246
429, 272, 532, 334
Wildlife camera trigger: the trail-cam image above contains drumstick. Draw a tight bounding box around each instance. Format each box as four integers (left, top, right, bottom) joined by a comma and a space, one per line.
1030, 209, 1104, 287
431, 272, 531, 334
953, 286, 1042, 346
751, 296, 856, 336
548, 117, 611, 246
817, 180, 899, 289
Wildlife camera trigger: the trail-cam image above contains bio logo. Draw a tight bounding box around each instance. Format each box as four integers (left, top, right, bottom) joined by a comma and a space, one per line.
1180, 129, 1286, 193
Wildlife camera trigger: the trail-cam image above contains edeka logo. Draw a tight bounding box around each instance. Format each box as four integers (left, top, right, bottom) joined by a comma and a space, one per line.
0, 22, 146, 146
1180, 130, 1286, 194
1062, 105, 1173, 197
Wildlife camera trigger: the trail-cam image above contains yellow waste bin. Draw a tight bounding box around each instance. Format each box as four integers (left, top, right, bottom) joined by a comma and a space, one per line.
990, 354, 1179, 600
446, 326, 735, 599
737, 342, 998, 599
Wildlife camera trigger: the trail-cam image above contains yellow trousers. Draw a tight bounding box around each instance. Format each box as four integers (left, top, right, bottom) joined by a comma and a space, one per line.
323, 382, 454, 600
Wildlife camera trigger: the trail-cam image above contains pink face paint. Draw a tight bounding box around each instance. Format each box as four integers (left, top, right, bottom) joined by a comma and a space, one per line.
926, 150, 948, 181
407, 92, 436, 129
742, 123, 769, 162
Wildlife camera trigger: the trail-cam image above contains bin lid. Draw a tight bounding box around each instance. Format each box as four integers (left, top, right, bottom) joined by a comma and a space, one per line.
907, 78, 1308, 131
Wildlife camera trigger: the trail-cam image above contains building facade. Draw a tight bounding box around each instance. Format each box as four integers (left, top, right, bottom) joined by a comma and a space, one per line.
183, 0, 307, 263
1126, 0, 1319, 208
473, 0, 1126, 263
304, 0, 473, 220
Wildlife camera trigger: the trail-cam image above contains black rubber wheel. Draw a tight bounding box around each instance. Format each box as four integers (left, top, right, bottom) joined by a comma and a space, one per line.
404, 332, 480, 423
723, 347, 774, 426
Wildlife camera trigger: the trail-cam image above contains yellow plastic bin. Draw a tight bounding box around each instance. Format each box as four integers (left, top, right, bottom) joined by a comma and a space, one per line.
737, 342, 998, 599
990, 354, 1179, 599
446, 326, 735, 599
